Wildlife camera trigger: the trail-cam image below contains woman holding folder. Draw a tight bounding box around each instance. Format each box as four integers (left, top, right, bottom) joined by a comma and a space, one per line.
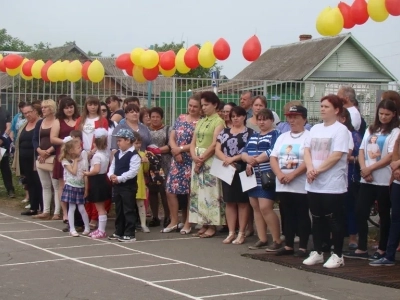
215, 106, 254, 245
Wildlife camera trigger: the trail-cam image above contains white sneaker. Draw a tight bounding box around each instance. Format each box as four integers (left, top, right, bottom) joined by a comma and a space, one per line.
323, 253, 345, 269
21, 198, 29, 203
303, 251, 324, 266
142, 226, 150, 233
24, 204, 31, 209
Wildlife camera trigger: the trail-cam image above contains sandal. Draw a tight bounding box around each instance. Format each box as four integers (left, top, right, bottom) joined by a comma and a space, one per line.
180, 228, 192, 235
192, 226, 208, 237
232, 232, 246, 245
160, 225, 177, 233
200, 229, 216, 239
223, 232, 236, 244
51, 214, 61, 220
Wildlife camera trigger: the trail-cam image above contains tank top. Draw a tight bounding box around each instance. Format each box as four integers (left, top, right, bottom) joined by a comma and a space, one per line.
39, 127, 52, 151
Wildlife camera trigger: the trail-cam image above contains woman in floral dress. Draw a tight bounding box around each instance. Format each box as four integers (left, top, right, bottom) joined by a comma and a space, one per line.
164, 95, 202, 234
189, 91, 226, 238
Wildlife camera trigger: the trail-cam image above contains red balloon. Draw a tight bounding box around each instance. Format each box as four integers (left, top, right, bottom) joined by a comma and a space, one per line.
159, 50, 176, 70
125, 67, 133, 76
116, 53, 133, 70
0, 59, 6, 72
350, 0, 369, 25
242, 35, 262, 62
82, 61, 91, 81
22, 59, 35, 76
213, 38, 230, 60
386, 0, 400, 16
143, 66, 159, 81
338, 2, 356, 29
3, 54, 24, 69
184, 45, 200, 69
41, 60, 53, 82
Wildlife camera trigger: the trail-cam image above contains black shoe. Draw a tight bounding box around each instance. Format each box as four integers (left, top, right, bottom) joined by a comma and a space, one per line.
148, 217, 161, 227
21, 210, 37, 216
343, 251, 369, 260
369, 251, 385, 261
108, 233, 121, 240
294, 250, 308, 258
62, 225, 70, 232
275, 248, 294, 256
118, 235, 136, 242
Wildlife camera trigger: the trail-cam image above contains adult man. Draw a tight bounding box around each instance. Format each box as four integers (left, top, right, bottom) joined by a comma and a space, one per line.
240, 91, 253, 120
0, 104, 15, 197
337, 86, 361, 131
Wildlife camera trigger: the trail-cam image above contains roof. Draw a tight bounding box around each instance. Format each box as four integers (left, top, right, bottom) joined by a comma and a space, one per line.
233, 33, 397, 82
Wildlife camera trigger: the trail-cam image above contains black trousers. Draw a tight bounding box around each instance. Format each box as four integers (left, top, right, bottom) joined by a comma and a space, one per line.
356, 183, 391, 252
114, 184, 137, 237
0, 155, 14, 194
308, 192, 345, 257
19, 156, 42, 211
278, 192, 311, 249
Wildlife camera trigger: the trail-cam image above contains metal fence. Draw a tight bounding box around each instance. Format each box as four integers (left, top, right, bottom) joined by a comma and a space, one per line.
0, 75, 398, 126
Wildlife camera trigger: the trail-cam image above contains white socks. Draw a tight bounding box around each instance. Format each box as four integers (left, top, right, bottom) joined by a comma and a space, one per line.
68, 204, 89, 233
98, 214, 107, 233
137, 200, 146, 227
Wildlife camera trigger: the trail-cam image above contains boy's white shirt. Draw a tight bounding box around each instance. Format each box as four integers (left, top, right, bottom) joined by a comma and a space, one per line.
107, 146, 140, 183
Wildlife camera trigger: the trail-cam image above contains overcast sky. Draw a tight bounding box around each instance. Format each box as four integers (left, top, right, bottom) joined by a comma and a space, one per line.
1, 0, 399, 81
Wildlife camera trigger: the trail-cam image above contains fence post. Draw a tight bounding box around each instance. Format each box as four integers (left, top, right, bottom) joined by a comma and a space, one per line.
70, 82, 75, 99
171, 78, 176, 125
147, 45, 154, 108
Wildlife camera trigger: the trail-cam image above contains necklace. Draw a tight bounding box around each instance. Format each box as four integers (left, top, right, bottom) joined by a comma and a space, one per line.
290, 130, 305, 139
197, 116, 214, 143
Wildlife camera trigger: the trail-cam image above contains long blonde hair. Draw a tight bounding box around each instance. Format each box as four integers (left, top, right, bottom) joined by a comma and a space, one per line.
59, 139, 80, 162
78, 96, 102, 130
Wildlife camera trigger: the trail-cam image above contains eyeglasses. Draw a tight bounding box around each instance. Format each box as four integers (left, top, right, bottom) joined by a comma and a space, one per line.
23, 111, 33, 116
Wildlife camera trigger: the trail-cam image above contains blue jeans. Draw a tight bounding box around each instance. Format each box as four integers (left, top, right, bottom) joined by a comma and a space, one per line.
386, 182, 400, 261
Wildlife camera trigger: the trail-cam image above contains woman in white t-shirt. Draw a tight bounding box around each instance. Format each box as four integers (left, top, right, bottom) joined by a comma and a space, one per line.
270, 105, 311, 257
303, 95, 349, 269
344, 99, 400, 261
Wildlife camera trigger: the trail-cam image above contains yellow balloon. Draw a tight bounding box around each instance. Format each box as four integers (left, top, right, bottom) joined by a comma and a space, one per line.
132, 65, 147, 83
198, 41, 216, 68
6, 59, 24, 77
65, 60, 82, 82
130, 48, 145, 66
175, 48, 191, 74
316, 7, 331, 36
159, 66, 176, 77
141, 50, 159, 69
368, 0, 389, 22
47, 61, 60, 82
55, 60, 69, 82
31, 60, 45, 79
87, 59, 105, 83
318, 7, 344, 36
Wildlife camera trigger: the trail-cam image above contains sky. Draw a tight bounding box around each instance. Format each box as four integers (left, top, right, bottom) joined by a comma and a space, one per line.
1, 0, 399, 80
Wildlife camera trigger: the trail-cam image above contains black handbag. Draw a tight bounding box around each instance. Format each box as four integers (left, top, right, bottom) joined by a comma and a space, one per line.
255, 134, 276, 191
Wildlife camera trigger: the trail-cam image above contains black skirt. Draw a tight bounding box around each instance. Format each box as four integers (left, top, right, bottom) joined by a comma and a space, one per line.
221, 171, 249, 203
87, 174, 111, 203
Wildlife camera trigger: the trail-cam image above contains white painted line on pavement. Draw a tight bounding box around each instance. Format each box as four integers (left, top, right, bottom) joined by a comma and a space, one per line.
20, 236, 72, 241
200, 287, 282, 298
76, 253, 141, 260
0, 229, 52, 233
0, 258, 68, 267
152, 274, 227, 283
45, 243, 108, 250
0, 221, 30, 225
112, 262, 181, 270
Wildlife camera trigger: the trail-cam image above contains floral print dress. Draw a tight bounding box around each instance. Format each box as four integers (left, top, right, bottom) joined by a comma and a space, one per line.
166, 114, 198, 194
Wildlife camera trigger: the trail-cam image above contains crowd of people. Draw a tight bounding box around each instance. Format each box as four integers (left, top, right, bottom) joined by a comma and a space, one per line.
3, 87, 400, 269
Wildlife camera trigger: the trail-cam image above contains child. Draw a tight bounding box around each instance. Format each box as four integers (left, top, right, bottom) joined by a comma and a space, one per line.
132, 131, 150, 233
60, 136, 90, 237
107, 129, 141, 242
83, 128, 111, 239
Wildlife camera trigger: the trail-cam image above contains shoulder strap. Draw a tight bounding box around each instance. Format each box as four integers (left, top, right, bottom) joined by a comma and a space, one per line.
165, 126, 170, 145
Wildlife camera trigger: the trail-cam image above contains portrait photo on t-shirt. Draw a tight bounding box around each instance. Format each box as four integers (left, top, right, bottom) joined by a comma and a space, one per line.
278, 144, 300, 170
365, 133, 386, 166
310, 137, 332, 161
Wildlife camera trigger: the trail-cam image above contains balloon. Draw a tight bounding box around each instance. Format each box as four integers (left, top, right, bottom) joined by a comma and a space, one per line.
6, 67, 20, 76
20, 72, 33, 80
87, 59, 105, 83
351, 0, 369, 25
55, 60, 69, 81
316, 7, 331, 35
368, 0, 389, 21
65, 60, 82, 82
159, 50, 176, 70
198, 42, 216, 68
159, 66, 176, 77
140, 50, 159, 69
82, 61, 91, 81
21, 59, 35, 77
175, 48, 191, 74
338, 2, 356, 29
184, 45, 200, 69
326, 7, 344, 36
47, 61, 60, 82
132, 65, 147, 83
41, 60, 53, 82
125, 67, 133, 76
20, 59, 33, 80
143, 66, 159, 81
31, 60, 45, 79
242, 35, 262, 61
3, 54, 24, 69
116, 53, 134, 70
213, 38, 230, 60
385, 0, 400, 16
0, 55, 6, 73
130, 48, 145, 66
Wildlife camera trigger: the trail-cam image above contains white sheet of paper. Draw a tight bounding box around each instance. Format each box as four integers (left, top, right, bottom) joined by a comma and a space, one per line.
0, 148, 5, 161
239, 170, 257, 192
209, 158, 236, 185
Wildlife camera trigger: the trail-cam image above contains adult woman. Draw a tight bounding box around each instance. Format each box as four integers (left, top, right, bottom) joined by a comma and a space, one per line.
148, 107, 172, 228
345, 99, 400, 261
338, 108, 362, 250
13, 104, 42, 216
50, 97, 79, 222
140, 107, 151, 127
164, 95, 201, 233
32, 99, 59, 220
215, 106, 253, 244
105, 95, 124, 123
190, 91, 226, 238
222, 102, 236, 128
276, 101, 313, 133
270, 105, 311, 257
246, 96, 267, 132
302, 95, 349, 269
100, 102, 116, 156
242, 108, 282, 251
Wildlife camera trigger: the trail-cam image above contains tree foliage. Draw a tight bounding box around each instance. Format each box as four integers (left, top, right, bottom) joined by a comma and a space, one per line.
0, 29, 33, 52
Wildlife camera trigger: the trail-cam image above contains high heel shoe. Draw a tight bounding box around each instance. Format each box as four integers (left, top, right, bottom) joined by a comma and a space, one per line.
223, 232, 236, 244
160, 225, 177, 233
232, 232, 245, 245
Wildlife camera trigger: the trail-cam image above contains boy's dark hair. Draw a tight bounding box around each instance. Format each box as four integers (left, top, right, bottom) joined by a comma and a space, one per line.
70, 130, 82, 139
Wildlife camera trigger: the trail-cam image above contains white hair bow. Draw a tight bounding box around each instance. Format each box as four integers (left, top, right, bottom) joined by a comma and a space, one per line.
94, 128, 108, 138
63, 136, 73, 143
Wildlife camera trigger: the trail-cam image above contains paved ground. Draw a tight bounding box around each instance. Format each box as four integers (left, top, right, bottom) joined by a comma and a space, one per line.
0, 207, 399, 300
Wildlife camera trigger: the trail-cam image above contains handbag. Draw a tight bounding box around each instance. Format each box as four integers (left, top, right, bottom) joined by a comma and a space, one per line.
35, 122, 55, 172
255, 134, 276, 191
